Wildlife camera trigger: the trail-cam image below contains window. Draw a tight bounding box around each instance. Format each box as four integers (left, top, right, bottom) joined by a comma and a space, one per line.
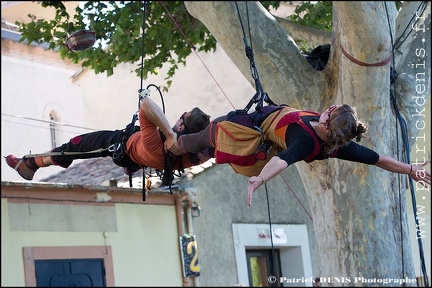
247, 249, 282, 287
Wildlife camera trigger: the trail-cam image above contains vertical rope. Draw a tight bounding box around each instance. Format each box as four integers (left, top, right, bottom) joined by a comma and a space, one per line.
384, 2, 429, 286
264, 183, 277, 286
140, 1, 147, 200
159, 1, 235, 110
139, 1, 147, 99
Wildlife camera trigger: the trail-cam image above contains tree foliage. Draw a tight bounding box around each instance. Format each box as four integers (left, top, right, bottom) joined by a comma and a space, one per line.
16, 1, 214, 90
16, 1, 334, 91
288, 1, 332, 31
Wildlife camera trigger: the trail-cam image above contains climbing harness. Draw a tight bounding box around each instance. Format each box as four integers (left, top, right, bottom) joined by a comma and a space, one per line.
231, 1, 286, 166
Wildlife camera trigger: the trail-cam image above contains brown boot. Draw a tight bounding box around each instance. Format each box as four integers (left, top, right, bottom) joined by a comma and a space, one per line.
5, 155, 38, 180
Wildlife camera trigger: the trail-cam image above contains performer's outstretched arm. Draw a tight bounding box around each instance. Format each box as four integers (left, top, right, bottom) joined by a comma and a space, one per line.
247, 154, 431, 206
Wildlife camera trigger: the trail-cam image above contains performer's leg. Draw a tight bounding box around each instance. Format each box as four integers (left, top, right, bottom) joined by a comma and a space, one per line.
5, 130, 122, 180
50, 130, 122, 167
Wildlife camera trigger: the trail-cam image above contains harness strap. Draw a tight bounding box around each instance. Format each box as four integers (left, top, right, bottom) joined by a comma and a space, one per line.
159, 131, 184, 195
162, 153, 175, 194
234, 2, 276, 115
113, 112, 139, 162
19, 148, 109, 160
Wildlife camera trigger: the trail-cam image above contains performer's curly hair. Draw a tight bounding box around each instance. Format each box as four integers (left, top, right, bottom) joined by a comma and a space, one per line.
323, 104, 368, 154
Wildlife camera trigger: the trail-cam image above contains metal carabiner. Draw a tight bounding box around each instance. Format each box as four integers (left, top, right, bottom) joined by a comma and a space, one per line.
108, 143, 121, 153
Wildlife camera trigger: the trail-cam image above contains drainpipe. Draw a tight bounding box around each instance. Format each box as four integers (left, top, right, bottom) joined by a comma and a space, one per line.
176, 194, 190, 287
184, 187, 199, 287
185, 192, 194, 235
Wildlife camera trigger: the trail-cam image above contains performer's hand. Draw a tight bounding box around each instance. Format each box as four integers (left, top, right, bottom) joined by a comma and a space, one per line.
164, 134, 181, 155
410, 160, 431, 186
247, 176, 264, 206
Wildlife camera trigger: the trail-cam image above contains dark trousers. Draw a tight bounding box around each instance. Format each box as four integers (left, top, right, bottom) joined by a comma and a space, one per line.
51, 130, 123, 168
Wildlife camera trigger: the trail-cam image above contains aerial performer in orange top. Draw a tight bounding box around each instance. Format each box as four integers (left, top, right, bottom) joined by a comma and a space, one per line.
5, 97, 211, 181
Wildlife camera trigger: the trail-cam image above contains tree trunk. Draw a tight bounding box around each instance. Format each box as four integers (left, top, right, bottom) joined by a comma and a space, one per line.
185, 1, 430, 285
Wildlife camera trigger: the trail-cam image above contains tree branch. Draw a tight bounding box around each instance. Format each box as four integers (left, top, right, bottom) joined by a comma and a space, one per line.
184, 1, 323, 107
275, 16, 332, 47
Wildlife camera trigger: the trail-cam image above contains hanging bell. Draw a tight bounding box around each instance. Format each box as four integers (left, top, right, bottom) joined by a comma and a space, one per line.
65, 30, 96, 52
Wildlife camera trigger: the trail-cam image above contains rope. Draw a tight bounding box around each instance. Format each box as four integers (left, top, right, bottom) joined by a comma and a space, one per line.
340, 44, 392, 67
16, 149, 110, 160
234, 1, 276, 113
137, 3, 179, 200
393, 2, 429, 52
279, 174, 313, 222
264, 182, 278, 286
138, 1, 148, 200
383, 3, 406, 282
139, 1, 147, 100
234, 2, 280, 279
158, 1, 236, 110
136, 2, 195, 199
384, 2, 429, 286
386, 3, 406, 279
